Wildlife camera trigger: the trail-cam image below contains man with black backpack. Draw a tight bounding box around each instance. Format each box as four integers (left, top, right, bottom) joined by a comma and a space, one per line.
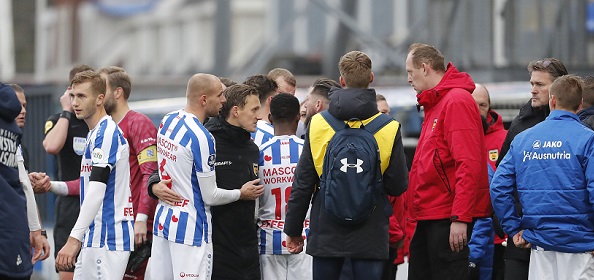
284, 51, 408, 280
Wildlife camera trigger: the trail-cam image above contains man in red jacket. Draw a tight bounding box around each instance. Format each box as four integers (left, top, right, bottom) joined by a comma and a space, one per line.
406, 43, 491, 280
472, 83, 507, 280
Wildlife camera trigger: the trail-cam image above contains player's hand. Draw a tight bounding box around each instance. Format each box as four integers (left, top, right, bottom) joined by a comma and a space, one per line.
239, 179, 264, 200
513, 230, 531, 249
30, 230, 50, 263
56, 237, 81, 271
449, 221, 468, 252
29, 172, 51, 193
153, 179, 183, 205
134, 221, 148, 245
286, 235, 304, 254
60, 87, 73, 112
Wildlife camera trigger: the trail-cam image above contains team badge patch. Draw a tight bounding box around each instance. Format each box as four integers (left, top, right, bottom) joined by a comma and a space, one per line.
489, 149, 499, 162
44, 121, 54, 134
208, 154, 216, 169
73, 137, 86, 156
92, 148, 107, 164
253, 163, 259, 177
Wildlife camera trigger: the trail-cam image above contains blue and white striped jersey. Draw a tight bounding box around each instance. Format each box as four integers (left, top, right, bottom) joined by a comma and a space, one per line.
80, 115, 134, 251
251, 120, 274, 147
257, 135, 310, 254
153, 110, 216, 247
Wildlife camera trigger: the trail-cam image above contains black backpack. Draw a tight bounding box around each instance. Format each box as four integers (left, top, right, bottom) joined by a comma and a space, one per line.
319, 111, 392, 225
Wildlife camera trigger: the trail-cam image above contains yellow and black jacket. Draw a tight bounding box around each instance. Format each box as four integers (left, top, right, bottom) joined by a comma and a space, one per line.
284, 87, 408, 260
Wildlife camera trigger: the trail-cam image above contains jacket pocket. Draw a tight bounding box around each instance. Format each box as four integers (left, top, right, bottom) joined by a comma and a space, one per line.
433, 149, 452, 194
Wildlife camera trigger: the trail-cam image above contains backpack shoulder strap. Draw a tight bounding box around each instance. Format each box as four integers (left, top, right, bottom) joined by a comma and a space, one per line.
320, 110, 347, 132
364, 113, 393, 134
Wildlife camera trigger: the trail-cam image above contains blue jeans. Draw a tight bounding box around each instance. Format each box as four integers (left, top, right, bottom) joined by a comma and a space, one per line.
313, 256, 384, 280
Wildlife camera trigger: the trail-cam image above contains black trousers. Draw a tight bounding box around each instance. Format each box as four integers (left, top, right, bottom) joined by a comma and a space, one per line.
408, 219, 473, 280
503, 236, 530, 280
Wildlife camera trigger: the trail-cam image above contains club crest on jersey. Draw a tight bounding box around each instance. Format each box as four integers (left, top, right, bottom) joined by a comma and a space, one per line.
489, 149, 499, 161
432, 118, 438, 131
253, 163, 259, 177
92, 148, 106, 164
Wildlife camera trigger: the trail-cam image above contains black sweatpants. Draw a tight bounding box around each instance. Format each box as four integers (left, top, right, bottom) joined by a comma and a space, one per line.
408, 219, 473, 280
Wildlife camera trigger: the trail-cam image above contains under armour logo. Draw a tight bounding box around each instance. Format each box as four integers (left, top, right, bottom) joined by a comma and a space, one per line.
340, 158, 363, 173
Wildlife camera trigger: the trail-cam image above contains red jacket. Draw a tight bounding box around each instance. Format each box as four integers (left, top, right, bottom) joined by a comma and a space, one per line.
485, 110, 507, 171
485, 109, 507, 244
409, 63, 491, 223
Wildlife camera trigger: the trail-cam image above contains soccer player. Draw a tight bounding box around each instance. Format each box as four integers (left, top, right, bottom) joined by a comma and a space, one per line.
244, 74, 279, 146
32, 67, 158, 279
54, 70, 134, 279
149, 74, 263, 280
258, 93, 311, 280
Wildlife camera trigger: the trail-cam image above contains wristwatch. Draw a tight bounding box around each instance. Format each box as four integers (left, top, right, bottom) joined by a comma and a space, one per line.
40, 230, 47, 238
60, 110, 72, 121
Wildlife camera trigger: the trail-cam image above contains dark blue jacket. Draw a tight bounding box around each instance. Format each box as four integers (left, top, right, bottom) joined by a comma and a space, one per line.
492, 110, 594, 253
0, 83, 30, 278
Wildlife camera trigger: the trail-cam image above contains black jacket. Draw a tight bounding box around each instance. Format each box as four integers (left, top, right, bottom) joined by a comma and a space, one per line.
284, 88, 408, 260
496, 100, 549, 262
577, 105, 594, 130
497, 100, 550, 167
205, 116, 260, 280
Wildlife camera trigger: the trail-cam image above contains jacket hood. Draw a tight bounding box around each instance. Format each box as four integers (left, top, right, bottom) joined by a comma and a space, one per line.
487, 110, 505, 135
0, 83, 22, 122
417, 62, 475, 108
327, 88, 379, 120
577, 105, 594, 122
204, 115, 252, 144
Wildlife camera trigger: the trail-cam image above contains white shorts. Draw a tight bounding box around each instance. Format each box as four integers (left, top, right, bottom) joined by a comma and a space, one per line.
260, 253, 312, 280
529, 247, 594, 280
150, 235, 213, 280
73, 246, 130, 280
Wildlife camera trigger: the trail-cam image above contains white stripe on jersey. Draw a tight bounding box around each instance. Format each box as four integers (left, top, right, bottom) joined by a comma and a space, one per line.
80, 115, 134, 251
251, 120, 275, 147
257, 135, 310, 255
153, 110, 217, 247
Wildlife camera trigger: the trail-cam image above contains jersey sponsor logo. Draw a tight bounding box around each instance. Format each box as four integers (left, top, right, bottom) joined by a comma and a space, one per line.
489, 149, 499, 162
158, 137, 179, 162
340, 158, 363, 173
140, 137, 156, 144
173, 199, 190, 207
532, 140, 541, 149
262, 166, 296, 177
180, 272, 199, 278
522, 150, 571, 162
73, 137, 86, 156
92, 148, 106, 164
81, 163, 93, 173
215, 160, 232, 166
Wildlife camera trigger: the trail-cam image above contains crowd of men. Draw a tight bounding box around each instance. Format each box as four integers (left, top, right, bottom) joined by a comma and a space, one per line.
0, 42, 593, 280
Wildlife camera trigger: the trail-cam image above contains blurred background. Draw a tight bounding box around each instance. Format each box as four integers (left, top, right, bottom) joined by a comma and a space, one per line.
2, 0, 594, 278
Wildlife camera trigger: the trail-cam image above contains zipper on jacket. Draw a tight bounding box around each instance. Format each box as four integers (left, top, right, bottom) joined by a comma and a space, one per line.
433, 149, 452, 194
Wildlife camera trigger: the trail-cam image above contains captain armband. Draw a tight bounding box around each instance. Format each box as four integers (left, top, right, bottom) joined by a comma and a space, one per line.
137, 146, 157, 165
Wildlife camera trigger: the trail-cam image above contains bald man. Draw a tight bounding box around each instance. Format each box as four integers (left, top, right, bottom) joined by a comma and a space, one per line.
471, 84, 507, 280
472, 84, 507, 170
148, 74, 263, 279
